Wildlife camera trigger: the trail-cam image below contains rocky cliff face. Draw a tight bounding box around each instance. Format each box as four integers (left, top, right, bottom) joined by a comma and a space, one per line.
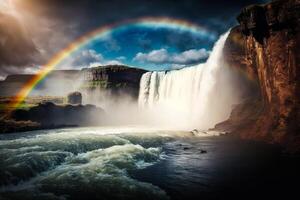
82, 65, 147, 98
221, 0, 300, 151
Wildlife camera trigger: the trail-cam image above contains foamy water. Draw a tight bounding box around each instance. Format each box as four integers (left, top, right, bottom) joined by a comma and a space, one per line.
0, 126, 296, 200
0, 126, 220, 200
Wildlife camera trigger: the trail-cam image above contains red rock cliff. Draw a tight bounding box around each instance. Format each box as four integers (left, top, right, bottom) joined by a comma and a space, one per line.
221, 0, 300, 151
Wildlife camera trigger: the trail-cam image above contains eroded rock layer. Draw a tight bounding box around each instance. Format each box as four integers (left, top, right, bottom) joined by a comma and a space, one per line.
220, 0, 300, 151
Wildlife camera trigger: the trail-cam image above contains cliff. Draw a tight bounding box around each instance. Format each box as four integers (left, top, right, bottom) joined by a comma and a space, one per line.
82, 65, 147, 98
220, 0, 300, 151
0, 65, 146, 99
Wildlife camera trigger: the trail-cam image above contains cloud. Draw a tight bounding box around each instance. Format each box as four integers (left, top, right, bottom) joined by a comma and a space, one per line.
88, 60, 124, 68
0, 0, 262, 78
170, 64, 186, 70
104, 60, 123, 65
172, 49, 210, 64
58, 49, 125, 69
0, 1, 79, 78
77, 50, 103, 65
134, 49, 169, 63
0, 11, 40, 77
116, 56, 126, 60
133, 48, 210, 65
58, 49, 103, 69
104, 37, 121, 52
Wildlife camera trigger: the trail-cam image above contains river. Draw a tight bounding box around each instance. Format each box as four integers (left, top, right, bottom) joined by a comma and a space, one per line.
0, 127, 299, 200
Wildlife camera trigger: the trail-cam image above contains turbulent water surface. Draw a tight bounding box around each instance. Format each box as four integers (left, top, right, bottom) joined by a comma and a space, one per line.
0, 127, 211, 200
0, 127, 299, 200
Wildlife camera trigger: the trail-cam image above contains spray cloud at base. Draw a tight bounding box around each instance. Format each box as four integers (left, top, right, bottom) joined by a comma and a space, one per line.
79, 31, 244, 130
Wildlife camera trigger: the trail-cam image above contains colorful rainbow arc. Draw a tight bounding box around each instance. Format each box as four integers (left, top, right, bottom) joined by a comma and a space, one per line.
7, 17, 216, 110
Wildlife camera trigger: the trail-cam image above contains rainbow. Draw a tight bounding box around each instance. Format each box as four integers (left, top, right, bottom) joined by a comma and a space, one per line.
7, 17, 216, 110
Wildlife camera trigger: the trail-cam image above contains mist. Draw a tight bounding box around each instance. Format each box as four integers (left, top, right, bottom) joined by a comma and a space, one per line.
136, 31, 244, 130
25, 31, 250, 131
30, 71, 85, 97
76, 31, 247, 130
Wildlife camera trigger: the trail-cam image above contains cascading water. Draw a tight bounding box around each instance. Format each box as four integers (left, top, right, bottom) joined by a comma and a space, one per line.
138, 31, 240, 130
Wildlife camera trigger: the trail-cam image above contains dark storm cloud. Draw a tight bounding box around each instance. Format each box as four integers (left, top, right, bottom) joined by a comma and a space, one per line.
28, 0, 264, 34
0, 12, 39, 75
0, 0, 265, 78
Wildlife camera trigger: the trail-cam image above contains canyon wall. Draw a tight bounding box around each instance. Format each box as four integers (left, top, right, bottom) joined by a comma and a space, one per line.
82, 65, 147, 98
220, 0, 300, 150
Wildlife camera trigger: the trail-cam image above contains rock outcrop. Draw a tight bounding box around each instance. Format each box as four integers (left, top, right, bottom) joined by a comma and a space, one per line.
0, 119, 40, 134
220, 0, 300, 151
82, 65, 147, 98
67, 91, 82, 105
10, 102, 105, 128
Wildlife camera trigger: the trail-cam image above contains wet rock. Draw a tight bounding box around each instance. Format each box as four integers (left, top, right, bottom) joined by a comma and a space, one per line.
0, 119, 40, 133
190, 129, 197, 135
200, 149, 207, 154
67, 91, 82, 105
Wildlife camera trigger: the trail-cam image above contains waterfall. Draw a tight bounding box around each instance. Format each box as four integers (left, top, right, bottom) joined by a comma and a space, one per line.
138, 31, 240, 130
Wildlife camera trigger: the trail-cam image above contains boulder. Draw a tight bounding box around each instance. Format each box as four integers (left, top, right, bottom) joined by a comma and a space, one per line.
67, 92, 82, 105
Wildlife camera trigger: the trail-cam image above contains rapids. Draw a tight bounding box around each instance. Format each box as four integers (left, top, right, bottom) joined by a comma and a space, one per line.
0, 127, 215, 200
1, 127, 298, 200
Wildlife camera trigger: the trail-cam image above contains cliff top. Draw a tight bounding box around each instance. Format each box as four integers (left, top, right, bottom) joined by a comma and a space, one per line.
2, 65, 147, 83
81, 64, 148, 73
237, 0, 299, 33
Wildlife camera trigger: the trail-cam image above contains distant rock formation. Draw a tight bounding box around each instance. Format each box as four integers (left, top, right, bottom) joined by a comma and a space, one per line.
82, 65, 147, 98
219, 0, 300, 151
10, 102, 105, 128
67, 92, 82, 105
0, 119, 40, 134
0, 65, 147, 99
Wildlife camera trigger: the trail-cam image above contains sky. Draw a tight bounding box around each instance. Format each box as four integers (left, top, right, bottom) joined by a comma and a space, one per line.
0, 0, 265, 79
